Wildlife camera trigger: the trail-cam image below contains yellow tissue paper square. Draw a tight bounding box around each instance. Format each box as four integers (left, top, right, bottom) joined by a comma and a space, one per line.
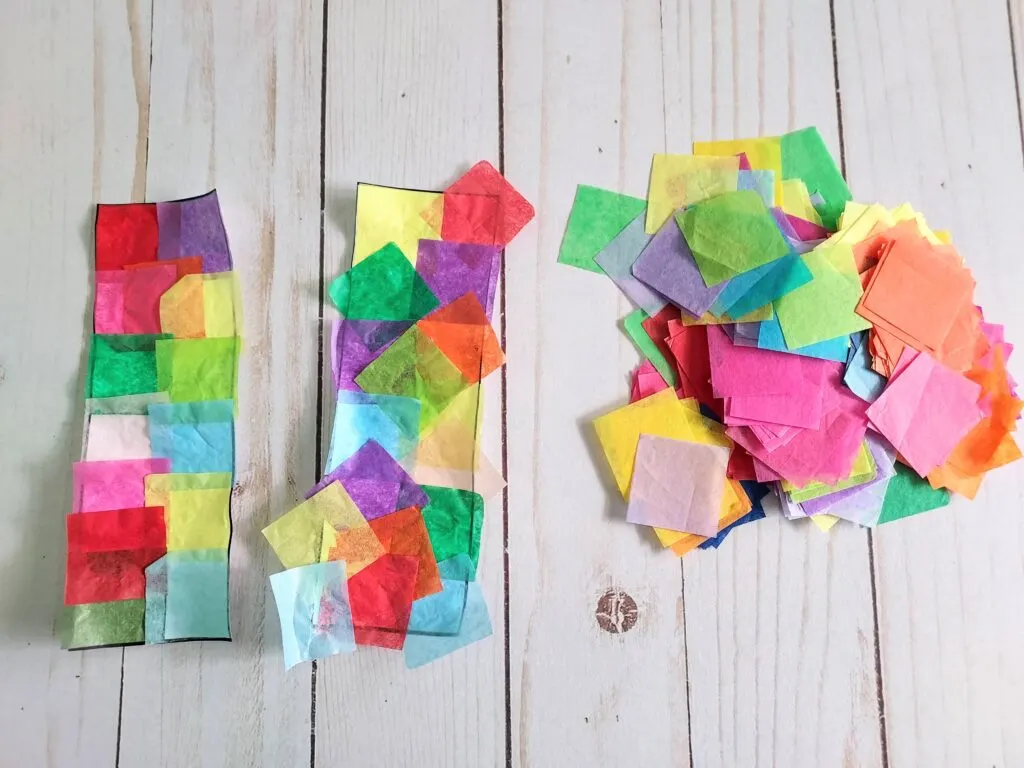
646, 154, 740, 233
262, 481, 383, 572
353, 183, 442, 266
203, 273, 238, 338
164, 488, 231, 550
780, 179, 822, 225
693, 136, 784, 210
593, 390, 731, 498
810, 514, 839, 532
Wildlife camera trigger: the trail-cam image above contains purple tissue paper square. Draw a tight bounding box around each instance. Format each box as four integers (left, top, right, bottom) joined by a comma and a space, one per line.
307, 439, 428, 520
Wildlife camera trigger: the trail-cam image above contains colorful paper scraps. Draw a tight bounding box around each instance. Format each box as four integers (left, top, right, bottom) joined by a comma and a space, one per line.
558, 130, 1021, 555
63, 191, 239, 649
266, 164, 532, 669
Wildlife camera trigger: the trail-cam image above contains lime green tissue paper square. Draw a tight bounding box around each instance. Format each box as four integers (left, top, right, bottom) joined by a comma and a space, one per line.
677, 190, 789, 287
156, 337, 238, 402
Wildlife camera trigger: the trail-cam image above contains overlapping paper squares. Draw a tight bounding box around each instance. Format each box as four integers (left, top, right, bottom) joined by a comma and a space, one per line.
63, 191, 240, 649
558, 128, 1021, 550
264, 162, 532, 669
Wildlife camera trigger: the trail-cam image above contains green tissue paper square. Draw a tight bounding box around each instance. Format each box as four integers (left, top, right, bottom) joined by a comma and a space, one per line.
622, 309, 678, 388
877, 463, 951, 525
328, 242, 439, 321
86, 334, 170, 399
780, 127, 852, 231
355, 326, 468, 431
677, 190, 789, 287
61, 599, 146, 649
420, 484, 484, 577
156, 337, 238, 402
557, 185, 646, 273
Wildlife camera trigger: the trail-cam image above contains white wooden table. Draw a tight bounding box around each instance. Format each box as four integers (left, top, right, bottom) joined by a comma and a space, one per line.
3, 1, 1024, 766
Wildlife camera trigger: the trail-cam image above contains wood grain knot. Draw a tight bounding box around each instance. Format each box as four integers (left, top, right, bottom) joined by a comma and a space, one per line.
595, 589, 638, 634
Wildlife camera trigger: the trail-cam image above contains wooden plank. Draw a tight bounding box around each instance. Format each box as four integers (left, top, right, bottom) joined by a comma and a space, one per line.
116, 2, 323, 766
0, 2, 151, 765
661, 2, 886, 766
315, 3, 505, 766
835, 0, 1024, 765
502, 4, 694, 766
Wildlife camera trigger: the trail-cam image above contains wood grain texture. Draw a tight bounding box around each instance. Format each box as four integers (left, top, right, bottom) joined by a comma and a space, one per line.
0, 3, 151, 765
663, 1, 884, 766
502, 3, 693, 766
116, 2, 323, 766
836, 1, 1024, 766
316, 3, 505, 766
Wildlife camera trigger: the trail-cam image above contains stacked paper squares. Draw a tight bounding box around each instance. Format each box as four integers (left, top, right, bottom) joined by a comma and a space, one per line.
264, 162, 533, 669
559, 129, 1021, 551
63, 191, 240, 649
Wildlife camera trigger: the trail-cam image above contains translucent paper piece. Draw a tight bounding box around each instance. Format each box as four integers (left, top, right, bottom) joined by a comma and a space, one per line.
417, 293, 505, 384
407, 577, 469, 636
877, 462, 951, 524
164, 549, 229, 640
156, 190, 234, 272
626, 435, 730, 535
404, 581, 492, 668
711, 251, 812, 319
623, 309, 678, 388
72, 458, 172, 513
347, 553, 419, 649
155, 337, 238, 402
62, 600, 146, 649
593, 390, 731, 497
263, 481, 382, 572
420, 485, 484, 578
369, 507, 441, 600
593, 212, 665, 314
148, 400, 234, 473
774, 244, 871, 349
84, 413, 152, 461
86, 334, 170, 399
331, 317, 411, 391
95, 203, 159, 270
329, 242, 440, 321
145, 480, 231, 552
355, 325, 469, 430
693, 137, 784, 207
558, 185, 646, 272
844, 332, 887, 402
403, 383, 506, 500
779, 127, 851, 231
310, 439, 428, 521
632, 211, 727, 316
325, 390, 421, 469
353, 183, 441, 265
442, 161, 535, 246
416, 240, 500, 319
866, 350, 982, 476
646, 154, 740, 232
678, 191, 790, 286
270, 560, 356, 669
757, 314, 849, 362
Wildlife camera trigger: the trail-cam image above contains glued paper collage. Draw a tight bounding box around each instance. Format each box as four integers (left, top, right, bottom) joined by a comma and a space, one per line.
63, 191, 240, 648
264, 162, 533, 669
